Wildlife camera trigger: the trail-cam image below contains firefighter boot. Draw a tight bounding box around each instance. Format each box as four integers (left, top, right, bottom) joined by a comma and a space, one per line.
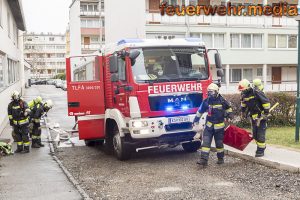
217, 158, 224, 165
37, 139, 45, 147
255, 147, 265, 157
14, 145, 23, 153
197, 158, 208, 167
23, 146, 30, 153
31, 139, 40, 148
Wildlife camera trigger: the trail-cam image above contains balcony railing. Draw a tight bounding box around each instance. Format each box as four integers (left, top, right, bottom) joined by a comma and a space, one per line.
146, 13, 298, 27
220, 82, 297, 94
81, 44, 101, 50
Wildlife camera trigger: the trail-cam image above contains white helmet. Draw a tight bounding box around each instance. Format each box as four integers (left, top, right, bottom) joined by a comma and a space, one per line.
11, 91, 21, 100
207, 83, 219, 92
44, 100, 53, 109
207, 83, 219, 98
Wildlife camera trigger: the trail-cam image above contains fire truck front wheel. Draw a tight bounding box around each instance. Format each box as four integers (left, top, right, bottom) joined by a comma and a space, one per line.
182, 141, 201, 153
112, 127, 131, 161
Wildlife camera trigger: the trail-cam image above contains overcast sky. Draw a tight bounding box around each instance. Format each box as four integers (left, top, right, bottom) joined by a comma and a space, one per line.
22, 0, 72, 34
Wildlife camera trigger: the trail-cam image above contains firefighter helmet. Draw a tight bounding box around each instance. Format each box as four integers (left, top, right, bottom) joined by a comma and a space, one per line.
11, 91, 21, 100
35, 96, 43, 103
238, 79, 251, 91
44, 100, 53, 109
253, 78, 264, 91
207, 83, 219, 98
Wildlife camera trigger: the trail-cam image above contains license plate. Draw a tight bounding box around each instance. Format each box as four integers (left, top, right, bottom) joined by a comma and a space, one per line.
169, 116, 190, 124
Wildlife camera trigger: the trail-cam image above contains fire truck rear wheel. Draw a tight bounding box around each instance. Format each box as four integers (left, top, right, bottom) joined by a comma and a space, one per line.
112, 127, 131, 161
182, 141, 201, 153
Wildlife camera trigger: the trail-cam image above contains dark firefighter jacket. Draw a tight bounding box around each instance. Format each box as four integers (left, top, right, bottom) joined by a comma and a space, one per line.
8, 99, 30, 126
241, 88, 270, 120
194, 95, 233, 129
31, 103, 44, 124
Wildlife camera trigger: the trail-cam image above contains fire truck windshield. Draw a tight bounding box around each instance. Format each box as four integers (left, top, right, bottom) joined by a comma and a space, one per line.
131, 47, 208, 83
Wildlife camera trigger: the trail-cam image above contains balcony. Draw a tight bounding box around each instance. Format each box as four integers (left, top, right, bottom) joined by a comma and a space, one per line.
146, 13, 298, 28
81, 44, 101, 50
80, 11, 99, 17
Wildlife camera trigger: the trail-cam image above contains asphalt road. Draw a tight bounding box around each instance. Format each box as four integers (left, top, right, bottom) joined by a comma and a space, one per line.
34, 85, 300, 200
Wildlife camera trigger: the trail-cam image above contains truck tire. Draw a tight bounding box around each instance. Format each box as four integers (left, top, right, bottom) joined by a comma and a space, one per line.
182, 141, 201, 153
112, 127, 131, 160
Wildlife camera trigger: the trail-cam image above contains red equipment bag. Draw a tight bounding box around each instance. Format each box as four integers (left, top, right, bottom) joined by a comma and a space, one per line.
223, 125, 253, 151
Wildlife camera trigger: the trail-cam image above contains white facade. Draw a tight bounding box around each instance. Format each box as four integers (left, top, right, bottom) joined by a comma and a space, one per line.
145, 0, 299, 93
105, 0, 146, 44
69, 0, 104, 56
24, 33, 66, 79
69, 0, 299, 93
0, 0, 26, 134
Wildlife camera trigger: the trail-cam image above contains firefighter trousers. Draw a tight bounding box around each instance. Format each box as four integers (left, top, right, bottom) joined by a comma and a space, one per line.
13, 125, 30, 147
200, 126, 225, 160
251, 119, 267, 153
32, 122, 41, 144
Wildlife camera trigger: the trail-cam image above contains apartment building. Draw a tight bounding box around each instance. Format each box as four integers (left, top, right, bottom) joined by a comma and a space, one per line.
146, 0, 299, 93
24, 33, 66, 79
69, 0, 104, 56
69, 0, 298, 93
0, 0, 26, 133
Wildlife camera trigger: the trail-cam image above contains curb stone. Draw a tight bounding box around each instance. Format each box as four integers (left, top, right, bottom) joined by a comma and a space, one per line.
43, 118, 92, 200
224, 149, 300, 173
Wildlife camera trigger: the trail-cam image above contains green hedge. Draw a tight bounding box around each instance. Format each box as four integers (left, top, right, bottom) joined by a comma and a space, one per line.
223, 92, 296, 127
54, 73, 66, 80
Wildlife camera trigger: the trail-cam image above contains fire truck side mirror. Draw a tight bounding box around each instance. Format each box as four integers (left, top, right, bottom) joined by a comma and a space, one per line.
129, 50, 140, 66
109, 55, 118, 73
214, 52, 222, 69
217, 69, 224, 77
111, 73, 119, 82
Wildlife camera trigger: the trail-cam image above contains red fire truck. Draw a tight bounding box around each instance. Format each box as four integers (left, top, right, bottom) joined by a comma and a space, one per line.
66, 38, 224, 160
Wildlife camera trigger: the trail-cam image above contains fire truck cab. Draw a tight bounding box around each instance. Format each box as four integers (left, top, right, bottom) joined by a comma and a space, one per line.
66, 38, 224, 160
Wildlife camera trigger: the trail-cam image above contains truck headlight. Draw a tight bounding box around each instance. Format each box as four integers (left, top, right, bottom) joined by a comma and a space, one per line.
132, 121, 148, 128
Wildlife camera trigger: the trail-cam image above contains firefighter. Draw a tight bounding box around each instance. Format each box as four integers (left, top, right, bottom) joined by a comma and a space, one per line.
31, 98, 45, 148
253, 78, 264, 91
28, 96, 43, 138
193, 83, 233, 166
238, 79, 270, 157
43, 100, 53, 115
7, 91, 31, 153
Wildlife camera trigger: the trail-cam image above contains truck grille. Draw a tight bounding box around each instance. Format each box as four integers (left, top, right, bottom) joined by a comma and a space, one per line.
148, 93, 203, 111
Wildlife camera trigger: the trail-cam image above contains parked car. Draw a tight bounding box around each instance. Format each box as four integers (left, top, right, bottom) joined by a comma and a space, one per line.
61, 81, 67, 91
55, 79, 63, 88
47, 79, 55, 85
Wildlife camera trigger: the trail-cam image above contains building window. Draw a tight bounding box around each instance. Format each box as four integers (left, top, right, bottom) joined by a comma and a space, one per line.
230, 69, 242, 82
278, 35, 287, 48
191, 33, 225, 49
91, 37, 99, 43
202, 34, 212, 48
243, 68, 253, 81
288, 35, 297, 48
56, 53, 65, 58
214, 34, 224, 48
49, 37, 54, 41
268, 34, 276, 48
241, 34, 251, 48
0, 0, 2, 27
268, 34, 297, 49
231, 34, 263, 49
7, 59, 18, 85
257, 68, 263, 76
230, 34, 240, 48
252, 34, 262, 48
0, 53, 4, 90
7, 12, 10, 37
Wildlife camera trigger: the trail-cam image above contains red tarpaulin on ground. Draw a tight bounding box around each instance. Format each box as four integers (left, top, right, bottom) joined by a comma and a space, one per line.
224, 125, 253, 151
